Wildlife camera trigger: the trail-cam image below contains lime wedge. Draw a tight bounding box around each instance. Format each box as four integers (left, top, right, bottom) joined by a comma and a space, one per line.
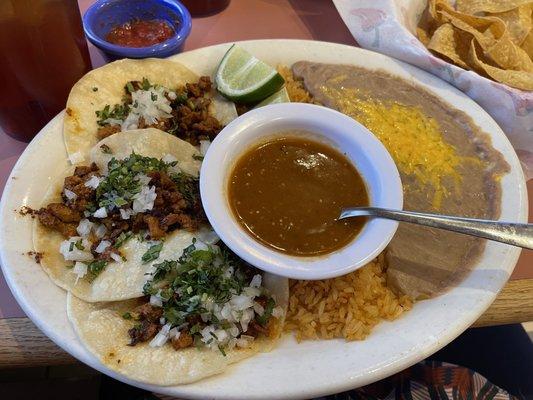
215, 45, 285, 104
253, 87, 290, 109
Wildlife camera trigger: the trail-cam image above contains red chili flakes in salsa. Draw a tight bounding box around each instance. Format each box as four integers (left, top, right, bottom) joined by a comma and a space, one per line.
106, 19, 175, 48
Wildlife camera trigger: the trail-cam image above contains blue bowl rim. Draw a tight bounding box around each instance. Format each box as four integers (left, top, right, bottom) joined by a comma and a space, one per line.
83, 0, 192, 57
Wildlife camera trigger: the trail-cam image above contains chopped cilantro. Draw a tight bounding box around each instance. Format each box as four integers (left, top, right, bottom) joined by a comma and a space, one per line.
114, 197, 128, 207
86, 259, 108, 281
138, 241, 278, 353
192, 155, 204, 161
114, 231, 133, 248
92, 87, 98, 92
170, 172, 200, 208
173, 91, 188, 104
126, 82, 134, 93
122, 312, 132, 320
143, 242, 253, 328
151, 92, 158, 101
142, 77, 151, 90
95, 104, 128, 126
74, 239, 85, 250
69, 242, 74, 251
256, 297, 275, 326
95, 153, 173, 209
142, 242, 163, 264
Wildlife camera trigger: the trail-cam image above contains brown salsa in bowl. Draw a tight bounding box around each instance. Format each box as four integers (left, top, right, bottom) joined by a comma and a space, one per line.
228, 135, 369, 257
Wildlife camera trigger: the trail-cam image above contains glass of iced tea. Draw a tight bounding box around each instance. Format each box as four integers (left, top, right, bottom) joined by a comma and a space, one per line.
0, 0, 92, 142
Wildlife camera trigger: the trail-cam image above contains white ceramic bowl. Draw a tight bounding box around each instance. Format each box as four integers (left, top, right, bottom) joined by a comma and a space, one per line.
200, 103, 403, 280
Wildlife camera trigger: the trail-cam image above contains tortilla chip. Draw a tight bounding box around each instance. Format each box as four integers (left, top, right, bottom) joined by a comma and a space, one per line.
521, 30, 533, 56
438, 10, 497, 45
491, 4, 532, 45
437, 8, 533, 71
485, 29, 533, 71
468, 39, 533, 89
456, 0, 533, 14
428, 23, 471, 68
417, 27, 433, 46
419, 0, 533, 88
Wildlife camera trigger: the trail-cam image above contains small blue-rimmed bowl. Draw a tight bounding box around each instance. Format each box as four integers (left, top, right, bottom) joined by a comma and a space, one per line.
83, 0, 192, 60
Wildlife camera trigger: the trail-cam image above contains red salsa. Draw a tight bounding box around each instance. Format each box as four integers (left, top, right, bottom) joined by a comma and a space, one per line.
105, 19, 175, 47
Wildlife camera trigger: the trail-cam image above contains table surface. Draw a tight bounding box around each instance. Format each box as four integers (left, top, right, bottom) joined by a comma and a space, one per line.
0, 0, 531, 369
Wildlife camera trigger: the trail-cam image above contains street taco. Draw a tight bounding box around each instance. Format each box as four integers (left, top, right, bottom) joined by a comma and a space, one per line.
67, 241, 288, 385
33, 128, 210, 302
64, 58, 238, 161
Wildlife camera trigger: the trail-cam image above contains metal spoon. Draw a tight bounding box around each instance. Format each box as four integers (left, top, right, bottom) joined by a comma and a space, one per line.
338, 207, 533, 250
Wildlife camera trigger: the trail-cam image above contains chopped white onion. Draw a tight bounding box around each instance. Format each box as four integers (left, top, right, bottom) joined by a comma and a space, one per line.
250, 274, 262, 288
59, 237, 93, 262
122, 86, 173, 132
84, 175, 102, 189
95, 240, 111, 254
228, 324, 240, 338
243, 286, 261, 298
230, 294, 254, 311
160, 323, 172, 335
93, 207, 108, 218
76, 219, 94, 237
197, 227, 220, 245
167, 91, 177, 100
239, 308, 255, 332
272, 305, 284, 319
72, 261, 87, 283
150, 295, 163, 307
168, 327, 180, 339
64, 189, 77, 201
69, 151, 84, 164
136, 173, 152, 186
162, 154, 178, 164
110, 252, 123, 263
149, 331, 169, 347
119, 208, 134, 220
132, 185, 157, 213
253, 301, 265, 316
102, 118, 123, 126
193, 240, 209, 251
94, 224, 107, 239
200, 325, 216, 344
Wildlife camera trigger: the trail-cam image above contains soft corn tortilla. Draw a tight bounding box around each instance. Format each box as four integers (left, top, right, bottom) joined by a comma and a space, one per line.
33, 129, 202, 302
67, 273, 289, 385
64, 58, 237, 161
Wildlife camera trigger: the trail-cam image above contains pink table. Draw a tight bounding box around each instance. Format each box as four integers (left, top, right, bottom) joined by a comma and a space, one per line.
0, 0, 531, 367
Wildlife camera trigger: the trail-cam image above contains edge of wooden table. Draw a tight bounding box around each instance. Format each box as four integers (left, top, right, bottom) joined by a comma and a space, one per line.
1, 278, 532, 368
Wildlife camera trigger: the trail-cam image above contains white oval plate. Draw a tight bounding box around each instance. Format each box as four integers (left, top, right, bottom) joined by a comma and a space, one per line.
0, 40, 528, 400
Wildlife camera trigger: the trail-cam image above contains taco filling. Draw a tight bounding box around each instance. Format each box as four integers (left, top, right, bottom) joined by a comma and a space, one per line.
126, 241, 284, 354
95, 76, 222, 146
37, 152, 204, 282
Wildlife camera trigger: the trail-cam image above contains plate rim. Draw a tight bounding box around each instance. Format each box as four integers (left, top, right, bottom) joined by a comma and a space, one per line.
0, 39, 528, 400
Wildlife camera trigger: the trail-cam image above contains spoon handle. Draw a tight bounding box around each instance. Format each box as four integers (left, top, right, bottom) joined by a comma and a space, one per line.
339, 207, 533, 250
